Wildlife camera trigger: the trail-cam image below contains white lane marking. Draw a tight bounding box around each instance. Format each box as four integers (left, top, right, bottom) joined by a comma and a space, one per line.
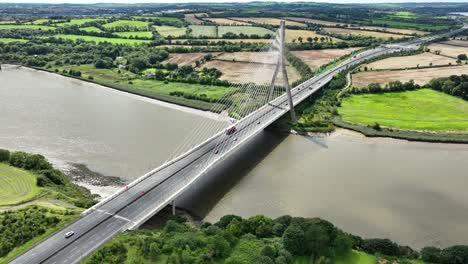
96, 209, 135, 224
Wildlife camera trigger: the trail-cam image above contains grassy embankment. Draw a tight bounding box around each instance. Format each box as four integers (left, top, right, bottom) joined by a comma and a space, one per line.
0, 163, 40, 206
50, 64, 228, 111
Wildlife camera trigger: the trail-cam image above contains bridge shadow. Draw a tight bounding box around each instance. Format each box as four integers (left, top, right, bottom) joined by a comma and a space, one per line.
173, 130, 288, 220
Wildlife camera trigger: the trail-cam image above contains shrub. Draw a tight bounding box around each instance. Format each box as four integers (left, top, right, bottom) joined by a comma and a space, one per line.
0, 149, 10, 162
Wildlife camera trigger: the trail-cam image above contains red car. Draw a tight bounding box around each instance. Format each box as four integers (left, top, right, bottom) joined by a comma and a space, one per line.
225, 126, 237, 136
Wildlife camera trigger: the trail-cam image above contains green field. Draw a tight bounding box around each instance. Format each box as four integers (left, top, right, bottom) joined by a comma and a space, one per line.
53, 34, 151, 45
370, 18, 450, 31
218, 26, 274, 36
392, 11, 417, 18
0, 38, 27, 43
189, 25, 217, 37
0, 24, 55, 30
0, 163, 40, 206
153, 25, 187, 37
103, 20, 149, 31
339, 89, 468, 132
114, 31, 153, 38
56, 18, 106, 27
80, 26, 103, 33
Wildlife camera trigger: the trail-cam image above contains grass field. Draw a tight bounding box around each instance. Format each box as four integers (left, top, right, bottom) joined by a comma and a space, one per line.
370, 18, 450, 31
53, 34, 151, 45
218, 26, 274, 36
189, 25, 217, 37
204, 18, 251, 25
184, 13, 205, 25
285, 29, 340, 42
80, 26, 103, 33
103, 20, 149, 31
162, 52, 221, 66
352, 65, 468, 88
114, 31, 153, 38
283, 17, 339, 26
0, 24, 55, 30
363, 52, 457, 70
153, 25, 187, 37
428, 43, 468, 58
0, 38, 27, 43
231, 17, 306, 27
172, 38, 272, 43
216, 51, 278, 64
324, 27, 410, 39
0, 163, 40, 206
339, 89, 468, 132
56, 18, 106, 27
334, 250, 376, 264
292, 47, 361, 70
351, 25, 428, 35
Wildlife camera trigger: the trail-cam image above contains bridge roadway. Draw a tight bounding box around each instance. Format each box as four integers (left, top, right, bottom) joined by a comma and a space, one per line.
10, 25, 466, 264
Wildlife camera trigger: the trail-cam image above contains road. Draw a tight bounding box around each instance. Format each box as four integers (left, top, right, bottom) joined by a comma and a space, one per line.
10, 24, 467, 264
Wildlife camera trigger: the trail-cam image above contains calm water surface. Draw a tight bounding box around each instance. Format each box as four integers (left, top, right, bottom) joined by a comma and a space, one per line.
2, 66, 468, 249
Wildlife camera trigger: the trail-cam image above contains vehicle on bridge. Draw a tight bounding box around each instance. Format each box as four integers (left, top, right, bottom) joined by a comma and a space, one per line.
225, 126, 237, 136
65, 231, 74, 239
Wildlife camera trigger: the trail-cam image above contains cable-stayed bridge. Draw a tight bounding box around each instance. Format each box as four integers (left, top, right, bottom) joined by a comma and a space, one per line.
10, 22, 467, 264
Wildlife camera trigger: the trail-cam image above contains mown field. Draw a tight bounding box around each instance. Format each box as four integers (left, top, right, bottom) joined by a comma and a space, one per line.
283, 17, 338, 26
427, 43, 468, 58
189, 25, 217, 37
0, 24, 55, 30
103, 20, 149, 30
352, 65, 468, 88
162, 52, 221, 66
80, 26, 103, 33
339, 89, 468, 132
56, 18, 106, 27
184, 13, 205, 25
153, 25, 187, 37
114, 31, 153, 38
323, 27, 410, 39
0, 163, 40, 206
53, 34, 152, 45
204, 18, 251, 25
0, 38, 27, 43
231, 17, 306, 27
363, 52, 457, 70
285, 29, 340, 42
216, 51, 278, 64
292, 47, 361, 70
218, 26, 274, 36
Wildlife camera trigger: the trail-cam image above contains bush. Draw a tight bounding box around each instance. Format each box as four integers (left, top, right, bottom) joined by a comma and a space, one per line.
421, 246, 442, 263
9, 151, 28, 168
0, 149, 10, 162
361, 238, 400, 256
440, 245, 468, 264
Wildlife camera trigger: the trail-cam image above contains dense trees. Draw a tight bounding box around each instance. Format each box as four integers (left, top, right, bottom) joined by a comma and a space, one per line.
421, 246, 468, 264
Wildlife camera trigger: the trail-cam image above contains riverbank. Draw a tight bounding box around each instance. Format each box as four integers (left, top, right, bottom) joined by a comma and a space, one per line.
1, 64, 223, 121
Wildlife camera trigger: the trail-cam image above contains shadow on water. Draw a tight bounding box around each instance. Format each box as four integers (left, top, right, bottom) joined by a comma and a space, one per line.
172, 130, 289, 219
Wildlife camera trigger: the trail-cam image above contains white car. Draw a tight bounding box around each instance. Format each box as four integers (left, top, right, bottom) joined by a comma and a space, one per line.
65, 231, 74, 238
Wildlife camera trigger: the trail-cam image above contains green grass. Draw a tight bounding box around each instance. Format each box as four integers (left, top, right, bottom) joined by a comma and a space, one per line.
370, 19, 450, 31
56, 18, 106, 27
335, 250, 376, 264
218, 26, 273, 36
53, 34, 151, 45
114, 31, 153, 38
392, 11, 417, 18
0, 38, 27, 43
153, 25, 187, 37
0, 163, 40, 206
80, 26, 103, 33
339, 89, 468, 132
103, 20, 149, 31
0, 24, 55, 30
189, 25, 217, 37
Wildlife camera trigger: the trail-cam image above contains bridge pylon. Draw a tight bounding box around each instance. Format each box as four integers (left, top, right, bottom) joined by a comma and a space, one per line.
267, 20, 297, 122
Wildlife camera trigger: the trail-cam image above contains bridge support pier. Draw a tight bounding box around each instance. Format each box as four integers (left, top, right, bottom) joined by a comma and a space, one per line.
172, 200, 176, 216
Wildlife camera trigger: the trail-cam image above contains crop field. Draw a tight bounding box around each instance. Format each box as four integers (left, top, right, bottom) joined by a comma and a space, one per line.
339, 89, 468, 132
103, 20, 149, 31
291, 47, 362, 70
363, 52, 458, 70
356, 26, 428, 36
53, 34, 151, 45
351, 65, 468, 88
285, 29, 340, 42
0, 38, 27, 43
154, 26, 187, 37
80, 26, 103, 33
218, 26, 274, 36
216, 51, 279, 64
162, 52, 221, 66
184, 14, 205, 25
428, 43, 468, 58
370, 19, 450, 31
56, 18, 106, 27
189, 25, 217, 37
0, 24, 55, 30
323, 27, 410, 39
204, 18, 251, 25
202, 60, 301, 85
283, 17, 339, 26
230, 17, 306, 27
0, 163, 40, 206
173, 38, 272, 44
441, 39, 468, 47
114, 31, 153, 38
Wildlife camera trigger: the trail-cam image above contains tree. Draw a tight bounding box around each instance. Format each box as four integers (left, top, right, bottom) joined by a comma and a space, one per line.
0, 149, 10, 162
333, 233, 353, 257
305, 224, 331, 261
457, 54, 467, 61
440, 245, 468, 264
421, 247, 441, 263
282, 223, 305, 255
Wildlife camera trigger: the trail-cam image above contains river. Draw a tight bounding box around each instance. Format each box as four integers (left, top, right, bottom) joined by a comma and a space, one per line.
1, 66, 468, 249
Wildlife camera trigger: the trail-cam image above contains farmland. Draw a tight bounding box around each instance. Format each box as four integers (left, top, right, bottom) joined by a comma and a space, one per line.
218, 26, 274, 36
323, 27, 410, 39
285, 29, 340, 42
80, 26, 103, 33
291, 47, 362, 70
114, 31, 153, 38
102, 20, 149, 31
351, 65, 468, 88
189, 25, 217, 37
0, 24, 55, 30
162, 52, 221, 66
0, 38, 27, 43
216, 51, 279, 64
370, 18, 451, 31
202, 60, 301, 85
53, 34, 152, 45
203, 18, 251, 25
184, 13, 205, 24
351, 26, 428, 36
339, 89, 468, 132
442, 39, 468, 47
231, 17, 306, 27
427, 43, 468, 58
362, 52, 458, 70
173, 38, 272, 43
153, 26, 187, 37
283, 17, 339, 26
0, 163, 40, 206
55, 18, 106, 27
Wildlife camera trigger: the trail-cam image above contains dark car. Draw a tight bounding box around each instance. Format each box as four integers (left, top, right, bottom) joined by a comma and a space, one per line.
225, 126, 237, 135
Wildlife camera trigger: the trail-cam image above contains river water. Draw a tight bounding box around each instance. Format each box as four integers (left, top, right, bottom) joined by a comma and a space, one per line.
1, 66, 468, 249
